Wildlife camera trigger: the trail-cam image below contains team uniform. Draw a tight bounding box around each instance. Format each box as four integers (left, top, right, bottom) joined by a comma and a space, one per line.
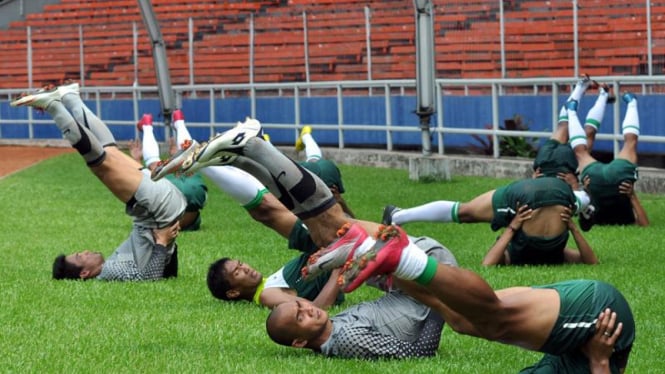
533, 139, 578, 178
165, 172, 208, 231
491, 177, 577, 266
319, 237, 457, 359
97, 172, 186, 281
581, 159, 638, 225
520, 280, 635, 373
254, 219, 344, 306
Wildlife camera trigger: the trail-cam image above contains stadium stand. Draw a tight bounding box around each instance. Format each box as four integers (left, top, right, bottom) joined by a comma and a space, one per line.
0, 0, 663, 89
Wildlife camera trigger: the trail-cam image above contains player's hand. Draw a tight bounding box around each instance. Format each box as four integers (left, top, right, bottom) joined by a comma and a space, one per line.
557, 172, 580, 190
510, 204, 533, 230
618, 181, 634, 196
581, 308, 623, 367
582, 175, 592, 190
532, 168, 543, 179
153, 221, 181, 246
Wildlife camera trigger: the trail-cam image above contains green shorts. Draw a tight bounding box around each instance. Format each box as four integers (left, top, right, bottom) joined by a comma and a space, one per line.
300, 159, 345, 193
491, 177, 575, 231
533, 139, 578, 177
581, 159, 637, 225
166, 173, 208, 212
520, 280, 635, 374
507, 230, 568, 265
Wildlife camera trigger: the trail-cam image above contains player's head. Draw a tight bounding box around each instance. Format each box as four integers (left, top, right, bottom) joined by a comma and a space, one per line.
266, 299, 330, 348
207, 257, 263, 301
53, 250, 104, 280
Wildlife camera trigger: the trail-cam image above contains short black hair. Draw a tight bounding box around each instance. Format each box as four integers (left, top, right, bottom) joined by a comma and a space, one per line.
52, 254, 82, 280
206, 257, 235, 301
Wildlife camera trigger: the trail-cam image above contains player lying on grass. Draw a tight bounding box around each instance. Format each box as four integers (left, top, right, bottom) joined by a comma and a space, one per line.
153, 117, 634, 372
12, 82, 182, 281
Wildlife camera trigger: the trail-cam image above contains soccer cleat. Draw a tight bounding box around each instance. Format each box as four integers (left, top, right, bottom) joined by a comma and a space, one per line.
136, 113, 153, 132
263, 133, 271, 143
364, 274, 394, 292
301, 222, 370, 280
179, 151, 237, 176
150, 139, 199, 181
579, 204, 596, 232
10, 86, 61, 109
381, 205, 401, 225
596, 82, 616, 104
565, 99, 578, 112
172, 109, 185, 122
57, 81, 80, 98
622, 92, 636, 104
339, 224, 411, 293
295, 125, 312, 152
184, 117, 262, 170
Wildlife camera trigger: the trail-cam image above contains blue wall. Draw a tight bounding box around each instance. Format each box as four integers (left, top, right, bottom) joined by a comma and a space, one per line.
2, 94, 664, 153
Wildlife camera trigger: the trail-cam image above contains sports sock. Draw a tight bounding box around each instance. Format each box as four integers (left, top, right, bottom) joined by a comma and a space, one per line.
567, 108, 588, 149
302, 133, 322, 162
201, 165, 266, 207
622, 100, 640, 136
584, 89, 609, 131
46, 101, 106, 166
242, 137, 334, 219
573, 190, 591, 212
568, 77, 589, 102
60, 93, 116, 147
141, 125, 161, 166
393, 242, 431, 281
558, 105, 568, 123
392, 201, 460, 224
172, 116, 193, 149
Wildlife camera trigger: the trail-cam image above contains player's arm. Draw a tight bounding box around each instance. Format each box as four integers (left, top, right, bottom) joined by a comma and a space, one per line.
311, 268, 343, 309
562, 206, 598, 264
619, 181, 649, 226
482, 205, 532, 266
259, 288, 301, 309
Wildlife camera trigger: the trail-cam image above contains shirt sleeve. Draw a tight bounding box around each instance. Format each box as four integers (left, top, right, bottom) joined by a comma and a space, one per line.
331, 312, 443, 359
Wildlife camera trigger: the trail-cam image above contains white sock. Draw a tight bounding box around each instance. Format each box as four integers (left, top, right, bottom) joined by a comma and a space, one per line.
201, 165, 266, 206
622, 100, 640, 136
567, 109, 588, 149
172, 118, 193, 149
584, 89, 609, 131
302, 133, 322, 162
393, 201, 459, 224
394, 241, 429, 280
558, 105, 568, 123
573, 190, 591, 212
568, 78, 589, 102
141, 125, 161, 167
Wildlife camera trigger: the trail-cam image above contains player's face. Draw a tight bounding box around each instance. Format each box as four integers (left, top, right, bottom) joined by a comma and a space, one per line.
223, 259, 263, 288
65, 250, 104, 279
280, 299, 329, 339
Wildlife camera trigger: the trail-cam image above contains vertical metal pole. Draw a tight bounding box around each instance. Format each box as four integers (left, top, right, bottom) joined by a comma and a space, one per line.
491, 83, 499, 159
499, 0, 506, 78
27, 26, 32, 89
189, 17, 195, 85
337, 85, 344, 149
384, 84, 392, 151
414, 0, 435, 156
294, 86, 301, 136
249, 13, 255, 85
436, 82, 444, 155
132, 22, 137, 85
365, 6, 372, 87
646, 0, 653, 76
572, 0, 579, 77
303, 11, 311, 96
79, 25, 86, 86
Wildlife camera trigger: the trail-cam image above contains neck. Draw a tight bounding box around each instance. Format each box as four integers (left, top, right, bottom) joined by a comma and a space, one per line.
307, 320, 333, 351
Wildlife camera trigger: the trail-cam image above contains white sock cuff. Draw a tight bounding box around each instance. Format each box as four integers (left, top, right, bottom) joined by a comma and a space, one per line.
394, 241, 429, 280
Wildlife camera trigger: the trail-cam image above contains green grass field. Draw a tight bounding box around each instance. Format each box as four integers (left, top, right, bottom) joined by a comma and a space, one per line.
1, 153, 664, 373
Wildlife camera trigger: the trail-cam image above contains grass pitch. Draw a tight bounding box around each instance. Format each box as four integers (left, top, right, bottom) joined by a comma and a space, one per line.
1, 153, 664, 373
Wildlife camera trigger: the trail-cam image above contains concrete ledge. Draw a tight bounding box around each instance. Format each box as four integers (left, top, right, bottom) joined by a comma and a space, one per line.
2, 140, 664, 194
